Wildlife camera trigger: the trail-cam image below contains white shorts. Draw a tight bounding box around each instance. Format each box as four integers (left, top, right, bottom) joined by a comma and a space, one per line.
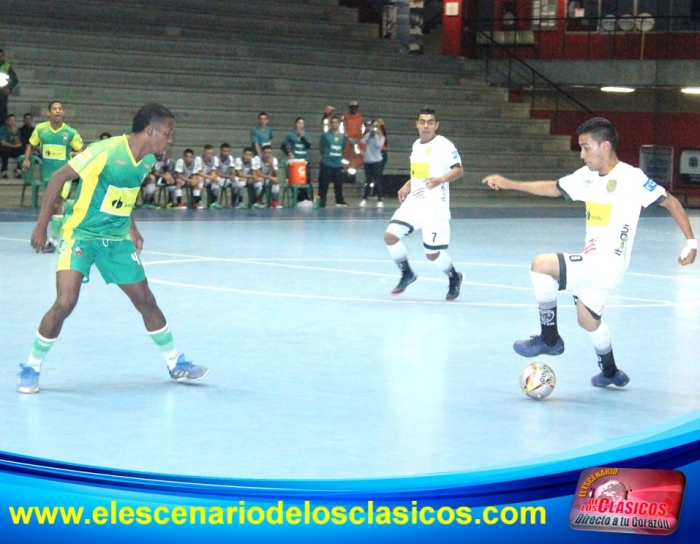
387, 201, 450, 254
558, 252, 625, 317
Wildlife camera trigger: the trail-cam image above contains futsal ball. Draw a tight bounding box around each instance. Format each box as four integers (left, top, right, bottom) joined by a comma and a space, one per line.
520, 363, 556, 400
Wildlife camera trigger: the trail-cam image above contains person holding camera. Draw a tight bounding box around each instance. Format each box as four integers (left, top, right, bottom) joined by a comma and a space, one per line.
359, 119, 386, 208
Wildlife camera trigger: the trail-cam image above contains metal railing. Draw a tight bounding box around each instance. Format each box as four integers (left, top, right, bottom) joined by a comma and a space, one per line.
476, 29, 596, 136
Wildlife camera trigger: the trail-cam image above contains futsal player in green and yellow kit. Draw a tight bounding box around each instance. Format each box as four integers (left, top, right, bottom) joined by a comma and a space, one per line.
19, 103, 208, 394
22, 101, 84, 252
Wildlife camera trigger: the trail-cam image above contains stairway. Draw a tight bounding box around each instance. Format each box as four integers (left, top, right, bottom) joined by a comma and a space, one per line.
1, 0, 581, 207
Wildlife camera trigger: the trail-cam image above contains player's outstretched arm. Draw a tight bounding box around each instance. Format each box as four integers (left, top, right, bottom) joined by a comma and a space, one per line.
30, 164, 79, 252
482, 174, 561, 197
659, 194, 697, 266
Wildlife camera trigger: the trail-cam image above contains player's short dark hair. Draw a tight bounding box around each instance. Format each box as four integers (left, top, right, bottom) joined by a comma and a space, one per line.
48, 101, 63, 111
203, 144, 214, 151
243, 146, 254, 154
258, 112, 268, 119
295, 117, 305, 124
220, 142, 230, 149
262, 144, 272, 151
418, 107, 438, 122
577, 117, 618, 151
330, 114, 341, 122
132, 103, 175, 134
184, 148, 194, 155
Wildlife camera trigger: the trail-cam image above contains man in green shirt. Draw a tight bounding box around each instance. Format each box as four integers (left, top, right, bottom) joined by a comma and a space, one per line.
250, 111, 273, 157
318, 115, 348, 208
23, 101, 84, 252
18, 103, 208, 394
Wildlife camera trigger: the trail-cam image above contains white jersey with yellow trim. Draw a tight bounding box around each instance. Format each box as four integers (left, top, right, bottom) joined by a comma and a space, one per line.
407, 134, 461, 220
557, 161, 667, 273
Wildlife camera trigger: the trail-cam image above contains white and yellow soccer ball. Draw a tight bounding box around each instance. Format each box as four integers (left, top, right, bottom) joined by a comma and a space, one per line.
520, 363, 556, 400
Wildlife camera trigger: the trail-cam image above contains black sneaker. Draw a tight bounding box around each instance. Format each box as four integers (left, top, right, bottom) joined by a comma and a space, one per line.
391, 273, 417, 295
446, 272, 463, 301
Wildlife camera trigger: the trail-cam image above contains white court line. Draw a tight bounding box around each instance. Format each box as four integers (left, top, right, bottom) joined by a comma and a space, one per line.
147, 278, 698, 309
2, 236, 694, 305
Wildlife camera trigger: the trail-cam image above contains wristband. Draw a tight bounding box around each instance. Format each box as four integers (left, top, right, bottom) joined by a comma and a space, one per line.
687, 239, 698, 249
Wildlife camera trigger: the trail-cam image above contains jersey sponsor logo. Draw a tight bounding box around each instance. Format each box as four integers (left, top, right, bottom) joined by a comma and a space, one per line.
99, 185, 140, 216
606, 179, 617, 193
583, 177, 594, 186
613, 224, 630, 256
42, 144, 67, 161
643, 179, 658, 192
411, 162, 429, 180
585, 202, 612, 226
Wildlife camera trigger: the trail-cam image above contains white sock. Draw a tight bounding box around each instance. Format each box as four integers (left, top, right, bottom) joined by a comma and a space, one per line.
586, 321, 612, 355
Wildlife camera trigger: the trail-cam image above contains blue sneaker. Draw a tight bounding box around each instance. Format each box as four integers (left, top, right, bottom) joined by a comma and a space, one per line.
17, 365, 40, 394
591, 369, 630, 388
513, 334, 565, 357
168, 354, 209, 383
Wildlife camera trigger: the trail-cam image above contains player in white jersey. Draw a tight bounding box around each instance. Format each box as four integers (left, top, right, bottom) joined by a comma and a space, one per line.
195, 144, 222, 209
174, 148, 204, 209
217, 143, 246, 208
260, 144, 282, 208
235, 147, 263, 209
483, 117, 697, 388
384, 107, 465, 301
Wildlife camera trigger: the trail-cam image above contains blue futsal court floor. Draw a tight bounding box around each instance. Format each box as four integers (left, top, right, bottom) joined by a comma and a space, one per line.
1, 206, 699, 480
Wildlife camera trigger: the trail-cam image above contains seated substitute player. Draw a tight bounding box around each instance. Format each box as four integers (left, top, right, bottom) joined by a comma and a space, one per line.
384, 107, 464, 301
196, 144, 222, 209
19, 103, 208, 394
235, 146, 264, 208
217, 142, 246, 208
483, 117, 696, 388
174, 147, 204, 209
260, 144, 282, 208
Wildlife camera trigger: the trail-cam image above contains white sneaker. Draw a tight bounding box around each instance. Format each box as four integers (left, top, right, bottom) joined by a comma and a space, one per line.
359, 199, 367, 207
377, 201, 384, 208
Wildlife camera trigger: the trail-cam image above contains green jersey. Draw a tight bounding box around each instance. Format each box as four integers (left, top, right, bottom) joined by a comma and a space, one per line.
29, 121, 83, 182
319, 131, 346, 168
62, 135, 155, 241
250, 126, 273, 150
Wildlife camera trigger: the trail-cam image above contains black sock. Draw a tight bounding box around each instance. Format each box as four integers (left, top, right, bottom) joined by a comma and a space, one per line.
597, 350, 617, 377
539, 306, 559, 346
397, 259, 413, 277
446, 265, 457, 279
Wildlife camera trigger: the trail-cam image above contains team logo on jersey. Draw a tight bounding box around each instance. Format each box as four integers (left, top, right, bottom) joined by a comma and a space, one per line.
426, 147, 433, 155
100, 185, 140, 216
643, 179, 658, 192
583, 177, 594, 186
452, 150, 459, 160
75, 149, 93, 164
606, 179, 617, 193
62, 132, 69, 143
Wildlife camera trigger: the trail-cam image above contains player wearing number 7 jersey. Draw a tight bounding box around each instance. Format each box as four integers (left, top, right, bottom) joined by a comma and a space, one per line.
19, 104, 208, 394
384, 107, 465, 300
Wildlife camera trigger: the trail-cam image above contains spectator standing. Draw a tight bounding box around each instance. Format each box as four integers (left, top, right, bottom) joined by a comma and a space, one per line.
0, 49, 19, 125
281, 117, 313, 201
318, 115, 348, 208
359, 119, 386, 208
250, 111, 273, 157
